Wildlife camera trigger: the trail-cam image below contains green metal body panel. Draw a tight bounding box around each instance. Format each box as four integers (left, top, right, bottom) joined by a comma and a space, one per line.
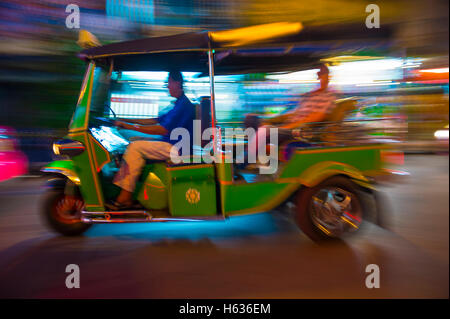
89, 135, 110, 172
166, 164, 217, 216
217, 145, 383, 216
137, 163, 169, 210
44, 159, 76, 171
42, 160, 79, 184
279, 146, 382, 185
220, 178, 300, 215
66, 132, 105, 211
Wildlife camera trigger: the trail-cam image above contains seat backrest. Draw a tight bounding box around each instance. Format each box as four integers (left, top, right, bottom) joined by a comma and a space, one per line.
198, 96, 212, 147
324, 98, 357, 123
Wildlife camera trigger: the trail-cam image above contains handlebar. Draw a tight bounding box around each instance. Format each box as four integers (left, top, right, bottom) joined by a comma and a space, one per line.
92, 117, 116, 126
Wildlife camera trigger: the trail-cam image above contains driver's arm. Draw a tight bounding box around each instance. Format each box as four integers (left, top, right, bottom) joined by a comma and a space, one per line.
116, 122, 168, 135
280, 111, 327, 129
116, 118, 159, 125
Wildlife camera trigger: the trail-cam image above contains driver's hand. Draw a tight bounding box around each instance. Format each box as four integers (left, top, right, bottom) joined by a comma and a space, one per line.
115, 120, 125, 128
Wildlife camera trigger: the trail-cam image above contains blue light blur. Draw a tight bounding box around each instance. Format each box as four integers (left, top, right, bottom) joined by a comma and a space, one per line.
85, 212, 281, 240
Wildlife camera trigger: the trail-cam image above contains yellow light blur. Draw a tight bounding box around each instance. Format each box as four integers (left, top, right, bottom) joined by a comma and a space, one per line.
316, 223, 331, 235
77, 30, 101, 49
209, 22, 303, 47
341, 216, 358, 229
322, 56, 385, 63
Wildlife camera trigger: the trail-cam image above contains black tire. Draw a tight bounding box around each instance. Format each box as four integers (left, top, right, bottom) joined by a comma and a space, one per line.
295, 176, 367, 242
41, 188, 91, 236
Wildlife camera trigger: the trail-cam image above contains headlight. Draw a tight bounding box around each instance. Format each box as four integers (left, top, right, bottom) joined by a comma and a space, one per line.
52, 143, 60, 155
52, 139, 85, 157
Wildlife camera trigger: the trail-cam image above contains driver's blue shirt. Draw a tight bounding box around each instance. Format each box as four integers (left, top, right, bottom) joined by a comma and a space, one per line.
158, 93, 195, 147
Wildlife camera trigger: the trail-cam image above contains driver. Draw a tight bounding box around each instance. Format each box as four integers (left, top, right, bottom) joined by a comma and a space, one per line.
106, 71, 195, 210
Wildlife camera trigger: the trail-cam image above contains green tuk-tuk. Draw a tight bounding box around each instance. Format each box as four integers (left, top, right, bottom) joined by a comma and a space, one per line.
41, 23, 403, 242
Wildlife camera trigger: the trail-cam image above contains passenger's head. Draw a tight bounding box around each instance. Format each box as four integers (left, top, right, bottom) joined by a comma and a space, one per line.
317, 64, 330, 89
167, 70, 184, 98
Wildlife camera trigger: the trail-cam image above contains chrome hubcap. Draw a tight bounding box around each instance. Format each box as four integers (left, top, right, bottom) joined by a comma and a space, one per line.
310, 187, 362, 237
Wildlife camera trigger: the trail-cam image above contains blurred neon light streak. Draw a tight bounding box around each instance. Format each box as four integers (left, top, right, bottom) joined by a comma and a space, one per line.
355, 81, 400, 87
419, 68, 449, 74
434, 130, 449, 140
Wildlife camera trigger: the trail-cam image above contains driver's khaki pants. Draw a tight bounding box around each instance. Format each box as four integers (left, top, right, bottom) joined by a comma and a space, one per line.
113, 140, 174, 192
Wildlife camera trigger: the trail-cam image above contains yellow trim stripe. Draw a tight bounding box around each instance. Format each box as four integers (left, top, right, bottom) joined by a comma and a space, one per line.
41, 167, 80, 185
166, 164, 214, 171
76, 63, 92, 107
68, 131, 88, 137
83, 64, 95, 131
88, 135, 99, 171
295, 145, 386, 155
68, 128, 87, 134
219, 177, 304, 186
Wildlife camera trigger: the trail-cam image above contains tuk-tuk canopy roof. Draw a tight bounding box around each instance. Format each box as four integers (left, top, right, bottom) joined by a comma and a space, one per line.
79, 22, 393, 75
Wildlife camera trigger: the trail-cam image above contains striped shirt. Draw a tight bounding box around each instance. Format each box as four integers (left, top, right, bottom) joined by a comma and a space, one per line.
286, 89, 336, 124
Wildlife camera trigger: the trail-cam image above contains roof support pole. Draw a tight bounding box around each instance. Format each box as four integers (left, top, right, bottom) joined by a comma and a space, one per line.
208, 49, 219, 153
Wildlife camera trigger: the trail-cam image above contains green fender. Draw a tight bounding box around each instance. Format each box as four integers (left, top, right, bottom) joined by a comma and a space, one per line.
41, 160, 80, 185
297, 161, 370, 188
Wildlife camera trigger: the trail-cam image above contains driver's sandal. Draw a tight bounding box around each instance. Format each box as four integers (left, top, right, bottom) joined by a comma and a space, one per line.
105, 200, 143, 211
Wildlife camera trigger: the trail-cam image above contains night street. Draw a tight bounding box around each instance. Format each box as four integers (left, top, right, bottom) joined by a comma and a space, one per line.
0, 154, 447, 298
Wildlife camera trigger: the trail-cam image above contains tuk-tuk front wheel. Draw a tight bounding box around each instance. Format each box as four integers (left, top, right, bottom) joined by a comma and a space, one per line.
41, 187, 91, 236
295, 176, 365, 242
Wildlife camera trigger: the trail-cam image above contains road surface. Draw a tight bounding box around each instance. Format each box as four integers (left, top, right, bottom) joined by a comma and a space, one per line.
0, 154, 448, 298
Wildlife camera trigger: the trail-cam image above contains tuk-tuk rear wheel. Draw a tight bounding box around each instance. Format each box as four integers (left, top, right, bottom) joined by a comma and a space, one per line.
41, 187, 91, 236
295, 176, 366, 242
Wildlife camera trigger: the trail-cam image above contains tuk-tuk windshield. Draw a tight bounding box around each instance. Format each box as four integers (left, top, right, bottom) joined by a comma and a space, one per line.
90, 64, 112, 118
